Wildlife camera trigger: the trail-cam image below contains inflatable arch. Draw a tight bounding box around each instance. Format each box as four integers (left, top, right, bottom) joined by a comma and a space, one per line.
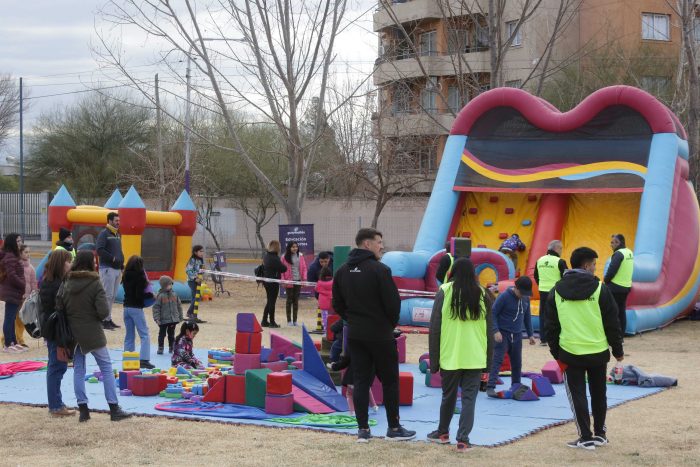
383, 85, 700, 334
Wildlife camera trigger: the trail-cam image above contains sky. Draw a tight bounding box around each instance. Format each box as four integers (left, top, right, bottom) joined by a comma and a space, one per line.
0, 0, 378, 161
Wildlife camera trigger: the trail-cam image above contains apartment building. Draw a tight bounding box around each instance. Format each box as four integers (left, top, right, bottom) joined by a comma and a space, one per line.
373, 0, 697, 178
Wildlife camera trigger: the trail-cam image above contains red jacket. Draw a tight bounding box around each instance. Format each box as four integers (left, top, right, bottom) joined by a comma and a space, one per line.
0, 250, 26, 305
281, 254, 307, 288
315, 278, 333, 311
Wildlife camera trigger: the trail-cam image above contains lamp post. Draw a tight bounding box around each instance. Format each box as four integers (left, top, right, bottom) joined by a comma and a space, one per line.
183, 37, 245, 193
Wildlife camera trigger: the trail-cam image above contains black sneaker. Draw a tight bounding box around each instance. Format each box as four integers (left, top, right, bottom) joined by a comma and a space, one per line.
386, 425, 416, 441
567, 438, 596, 450
109, 320, 121, 329
194, 317, 206, 324
140, 360, 155, 369
261, 322, 270, 328
157, 348, 164, 355
592, 435, 608, 446
269, 323, 281, 328
102, 320, 115, 330
356, 428, 371, 443
427, 430, 450, 444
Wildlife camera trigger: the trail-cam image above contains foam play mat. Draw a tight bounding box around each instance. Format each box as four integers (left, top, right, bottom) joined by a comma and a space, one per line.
0, 349, 667, 446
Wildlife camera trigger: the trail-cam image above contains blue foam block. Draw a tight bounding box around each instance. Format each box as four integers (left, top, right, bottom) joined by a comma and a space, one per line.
289, 370, 348, 412
301, 325, 335, 389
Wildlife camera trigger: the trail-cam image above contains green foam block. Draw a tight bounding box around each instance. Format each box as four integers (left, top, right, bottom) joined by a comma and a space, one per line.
244, 368, 271, 408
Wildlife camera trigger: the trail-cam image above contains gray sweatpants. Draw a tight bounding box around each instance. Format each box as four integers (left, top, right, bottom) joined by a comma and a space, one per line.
438, 369, 482, 443
99, 267, 122, 321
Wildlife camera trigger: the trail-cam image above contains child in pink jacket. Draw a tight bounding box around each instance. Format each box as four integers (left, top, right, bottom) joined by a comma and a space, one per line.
280, 242, 308, 326
314, 267, 334, 331
18, 245, 38, 348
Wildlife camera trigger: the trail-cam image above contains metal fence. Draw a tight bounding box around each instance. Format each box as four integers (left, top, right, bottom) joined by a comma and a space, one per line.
0, 192, 51, 240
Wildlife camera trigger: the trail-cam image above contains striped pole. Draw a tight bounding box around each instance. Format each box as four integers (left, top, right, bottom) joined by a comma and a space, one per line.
193, 272, 206, 323
310, 308, 324, 334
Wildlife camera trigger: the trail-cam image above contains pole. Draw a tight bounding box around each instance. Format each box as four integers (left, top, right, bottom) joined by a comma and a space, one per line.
184, 53, 192, 193
19, 77, 24, 237
155, 73, 165, 209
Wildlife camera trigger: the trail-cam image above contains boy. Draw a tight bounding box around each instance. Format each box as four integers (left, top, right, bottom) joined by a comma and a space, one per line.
152, 275, 184, 354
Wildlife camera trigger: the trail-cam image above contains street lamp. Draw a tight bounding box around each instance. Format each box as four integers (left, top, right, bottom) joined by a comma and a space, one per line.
184, 37, 246, 193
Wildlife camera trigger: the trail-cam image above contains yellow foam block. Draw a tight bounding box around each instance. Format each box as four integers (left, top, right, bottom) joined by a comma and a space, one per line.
122, 361, 140, 370
123, 351, 140, 359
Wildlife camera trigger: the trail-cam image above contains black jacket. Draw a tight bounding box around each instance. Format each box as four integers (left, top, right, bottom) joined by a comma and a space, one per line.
545, 270, 624, 367
263, 251, 287, 279
332, 248, 400, 341
122, 269, 148, 308
39, 278, 62, 338
533, 250, 568, 286
604, 248, 631, 293
96, 228, 124, 270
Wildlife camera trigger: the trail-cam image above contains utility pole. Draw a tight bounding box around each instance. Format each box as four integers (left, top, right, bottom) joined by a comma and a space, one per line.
155, 73, 166, 209
19, 77, 24, 237
184, 56, 192, 193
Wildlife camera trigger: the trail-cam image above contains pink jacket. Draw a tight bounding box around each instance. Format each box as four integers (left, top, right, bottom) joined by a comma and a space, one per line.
22, 259, 38, 297
281, 254, 307, 288
315, 278, 333, 311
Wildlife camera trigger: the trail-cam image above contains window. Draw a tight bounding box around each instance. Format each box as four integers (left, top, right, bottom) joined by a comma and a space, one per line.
505, 79, 522, 88
420, 77, 439, 114
447, 86, 468, 113
505, 20, 522, 46
447, 28, 469, 54
392, 84, 411, 115
388, 138, 437, 174
641, 76, 671, 96
642, 13, 670, 41
474, 24, 490, 50
419, 30, 437, 56
694, 17, 700, 43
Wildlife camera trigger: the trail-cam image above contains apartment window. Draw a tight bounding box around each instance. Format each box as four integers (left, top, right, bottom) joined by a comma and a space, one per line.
392, 84, 411, 115
694, 17, 700, 42
641, 76, 671, 96
448, 28, 469, 54
505, 20, 522, 46
390, 141, 436, 174
642, 13, 670, 41
420, 30, 437, 56
474, 24, 490, 50
505, 79, 522, 88
420, 77, 439, 114
447, 86, 468, 113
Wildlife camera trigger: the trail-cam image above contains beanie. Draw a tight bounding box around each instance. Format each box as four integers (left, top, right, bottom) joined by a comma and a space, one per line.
159, 275, 174, 289
59, 227, 72, 242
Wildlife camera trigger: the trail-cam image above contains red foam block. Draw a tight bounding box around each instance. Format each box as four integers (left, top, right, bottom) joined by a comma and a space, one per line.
396, 334, 407, 364
131, 374, 161, 396
234, 353, 261, 375
399, 371, 414, 406
235, 331, 262, 354
125, 370, 142, 391
265, 393, 294, 415
266, 372, 293, 395
326, 314, 341, 341
225, 374, 246, 404
203, 377, 225, 402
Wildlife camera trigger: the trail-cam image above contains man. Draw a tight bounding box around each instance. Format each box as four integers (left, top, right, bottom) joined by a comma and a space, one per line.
96, 212, 124, 330
307, 251, 333, 292
333, 228, 416, 443
54, 227, 77, 259
534, 240, 567, 345
604, 234, 633, 335
435, 241, 454, 285
545, 247, 624, 450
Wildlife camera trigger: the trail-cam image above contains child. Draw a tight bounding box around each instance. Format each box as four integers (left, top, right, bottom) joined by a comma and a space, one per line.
172, 321, 204, 369
326, 350, 378, 416
122, 255, 155, 369
314, 266, 333, 332
152, 275, 183, 355
16, 245, 37, 349
185, 245, 205, 322
486, 276, 536, 398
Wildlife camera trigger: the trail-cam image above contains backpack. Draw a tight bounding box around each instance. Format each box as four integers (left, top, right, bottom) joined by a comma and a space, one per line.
254, 263, 265, 286
19, 290, 43, 339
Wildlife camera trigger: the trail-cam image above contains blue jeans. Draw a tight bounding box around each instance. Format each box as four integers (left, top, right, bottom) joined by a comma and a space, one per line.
123, 307, 150, 360
487, 331, 523, 388
2, 302, 19, 346
330, 335, 343, 363
46, 340, 68, 411
73, 345, 118, 405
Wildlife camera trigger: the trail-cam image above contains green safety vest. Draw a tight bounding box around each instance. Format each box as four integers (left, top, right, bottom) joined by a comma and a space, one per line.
438, 253, 454, 284
611, 248, 634, 288
554, 282, 608, 355
55, 245, 77, 259
536, 254, 562, 292
439, 282, 487, 370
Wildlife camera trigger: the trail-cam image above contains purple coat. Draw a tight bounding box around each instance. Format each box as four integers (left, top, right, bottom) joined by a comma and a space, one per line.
0, 250, 26, 305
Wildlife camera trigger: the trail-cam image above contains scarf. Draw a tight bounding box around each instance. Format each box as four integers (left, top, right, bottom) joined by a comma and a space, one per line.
106, 223, 119, 236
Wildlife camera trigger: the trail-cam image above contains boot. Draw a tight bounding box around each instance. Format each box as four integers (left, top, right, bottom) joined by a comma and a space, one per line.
78, 403, 90, 422
140, 360, 155, 369
109, 403, 132, 422
157, 347, 164, 355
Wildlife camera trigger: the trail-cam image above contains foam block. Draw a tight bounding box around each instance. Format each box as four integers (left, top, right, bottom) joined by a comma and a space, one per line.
291, 386, 334, 414
235, 332, 262, 354
294, 352, 303, 361
291, 360, 303, 369
225, 374, 246, 404
396, 334, 407, 364
326, 314, 341, 341
234, 353, 261, 375
119, 370, 141, 390
270, 332, 301, 360
126, 370, 142, 391
301, 325, 335, 389
261, 361, 288, 372
399, 371, 414, 406
542, 360, 564, 384
237, 313, 262, 333
132, 374, 162, 396
418, 352, 429, 363
290, 370, 348, 412
260, 347, 272, 363
245, 368, 272, 408
266, 372, 293, 395
425, 371, 442, 388
530, 375, 556, 397
203, 377, 225, 402
265, 393, 294, 415
419, 359, 430, 374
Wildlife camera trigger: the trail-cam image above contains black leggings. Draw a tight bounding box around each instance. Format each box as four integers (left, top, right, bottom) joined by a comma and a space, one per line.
612, 291, 629, 335
263, 282, 280, 325
158, 323, 177, 349
285, 285, 301, 323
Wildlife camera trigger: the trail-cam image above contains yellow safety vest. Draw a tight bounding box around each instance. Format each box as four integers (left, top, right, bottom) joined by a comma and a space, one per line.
611, 248, 634, 288
554, 282, 608, 355
439, 282, 487, 370
536, 254, 562, 292
54, 245, 77, 259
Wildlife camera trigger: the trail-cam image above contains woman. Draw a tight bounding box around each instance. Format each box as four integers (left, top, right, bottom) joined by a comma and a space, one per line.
427, 257, 494, 452
39, 249, 74, 417
64, 250, 131, 422
261, 240, 287, 328
281, 241, 307, 326
185, 245, 205, 322
122, 255, 154, 369
0, 233, 26, 353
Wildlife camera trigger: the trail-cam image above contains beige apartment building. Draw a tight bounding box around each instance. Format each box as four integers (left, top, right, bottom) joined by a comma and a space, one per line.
373, 0, 696, 177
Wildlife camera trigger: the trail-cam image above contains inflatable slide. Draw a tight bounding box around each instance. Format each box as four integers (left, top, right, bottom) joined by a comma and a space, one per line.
384, 86, 700, 334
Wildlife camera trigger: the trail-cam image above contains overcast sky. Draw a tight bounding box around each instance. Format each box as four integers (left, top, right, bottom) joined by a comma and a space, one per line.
0, 0, 377, 160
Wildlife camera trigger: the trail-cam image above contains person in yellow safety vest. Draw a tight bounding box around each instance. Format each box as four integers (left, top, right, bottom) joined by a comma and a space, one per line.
435, 241, 454, 285
54, 227, 77, 260
534, 240, 568, 346
427, 257, 494, 452
545, 246, 624, 451
603, 234, 633, 336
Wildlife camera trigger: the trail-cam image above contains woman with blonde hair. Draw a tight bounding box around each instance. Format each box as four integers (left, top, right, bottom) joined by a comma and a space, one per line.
261, 240, 287, 328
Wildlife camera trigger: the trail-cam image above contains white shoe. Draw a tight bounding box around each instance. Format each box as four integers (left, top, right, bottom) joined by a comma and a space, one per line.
11, 345, 27, 352
287, 321, 293, 327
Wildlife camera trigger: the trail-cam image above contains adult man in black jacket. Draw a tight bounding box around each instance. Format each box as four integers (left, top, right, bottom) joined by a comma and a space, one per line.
333, 228, 415, 443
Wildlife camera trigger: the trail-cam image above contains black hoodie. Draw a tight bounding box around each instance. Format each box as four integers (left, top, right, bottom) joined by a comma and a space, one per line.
545, 270, 624, 367
332, 248, 400, 341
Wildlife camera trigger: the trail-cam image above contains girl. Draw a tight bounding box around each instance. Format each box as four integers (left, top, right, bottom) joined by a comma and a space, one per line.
122, 255, 154, 369
171, 321, 203, 369
0, 233, 26, 353
314, 266, 333, 332
261, 240, 287, 328
281, 241, 307, 326
427, 258, 494, 453
152, 275, 183, 354
185, 245, 205, 322
15, 245, 38, 349
39, 249, 74, 417
64, 250, 131, 422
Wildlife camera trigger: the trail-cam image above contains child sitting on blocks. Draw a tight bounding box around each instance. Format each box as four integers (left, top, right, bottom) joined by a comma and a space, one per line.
171, 322, 204, 369
153, 275, 183, 355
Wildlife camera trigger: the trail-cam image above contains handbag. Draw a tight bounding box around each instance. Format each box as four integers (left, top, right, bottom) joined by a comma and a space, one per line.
44, 282, 76, 352
143, 270, 155, 307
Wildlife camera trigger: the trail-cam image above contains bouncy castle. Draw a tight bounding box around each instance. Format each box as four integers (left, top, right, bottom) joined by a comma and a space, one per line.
383, 85, 700, 335
43, 185, 197, 301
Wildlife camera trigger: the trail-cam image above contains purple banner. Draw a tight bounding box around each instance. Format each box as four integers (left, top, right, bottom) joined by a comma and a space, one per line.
279, 224, 315, 296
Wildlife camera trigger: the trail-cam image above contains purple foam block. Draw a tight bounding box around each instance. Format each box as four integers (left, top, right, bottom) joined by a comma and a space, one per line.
265, 393, 294, 415
120, 389, 133, 396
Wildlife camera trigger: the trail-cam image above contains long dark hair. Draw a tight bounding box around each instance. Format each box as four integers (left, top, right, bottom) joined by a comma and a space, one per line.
190, 245, 204, 260
72, 250, 96, 272
448, 258, 483, 321
43, 249, 72, 282
284, 241, 299, 264
2, 233, 21, 256
177, 321, 199, 340
124, 255, 144, 273
319, 266, 333, 281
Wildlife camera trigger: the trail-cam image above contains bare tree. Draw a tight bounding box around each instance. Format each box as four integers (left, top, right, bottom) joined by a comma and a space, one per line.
0, 74, 20, 148
96, 0, 353, 223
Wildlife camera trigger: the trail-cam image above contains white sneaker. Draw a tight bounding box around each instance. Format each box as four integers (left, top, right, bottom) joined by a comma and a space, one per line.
11, 345, 27, 352
287, 321, 293, 327
3, 346, 19, 353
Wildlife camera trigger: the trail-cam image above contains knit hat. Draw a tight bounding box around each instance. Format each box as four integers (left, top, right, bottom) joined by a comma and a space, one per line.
514, 276, 533, 296
159, 275, 174, 288
59, 227, 72, 242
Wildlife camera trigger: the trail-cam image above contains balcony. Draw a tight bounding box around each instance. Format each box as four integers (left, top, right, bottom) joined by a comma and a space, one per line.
374, 0, 489, 31
374, 50, 490, 85
375, 111, 455, 138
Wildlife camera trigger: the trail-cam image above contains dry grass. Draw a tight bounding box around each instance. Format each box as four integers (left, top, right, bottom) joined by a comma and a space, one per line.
1, 280, 699, 466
